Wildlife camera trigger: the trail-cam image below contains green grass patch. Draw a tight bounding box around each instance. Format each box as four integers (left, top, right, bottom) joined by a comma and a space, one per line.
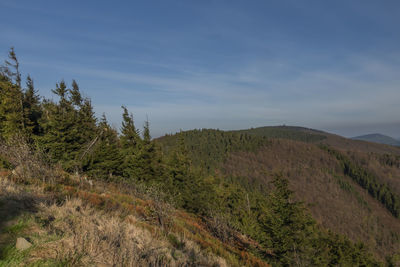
2, 217, 31, 236
0, 245, 30, 266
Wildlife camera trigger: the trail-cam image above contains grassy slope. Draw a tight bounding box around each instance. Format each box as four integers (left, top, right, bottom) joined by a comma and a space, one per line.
157, 127, 400, 260
0, 175, 268, 267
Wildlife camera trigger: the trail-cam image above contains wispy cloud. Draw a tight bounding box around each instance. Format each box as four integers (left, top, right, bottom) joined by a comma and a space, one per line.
2, 1, 400, 137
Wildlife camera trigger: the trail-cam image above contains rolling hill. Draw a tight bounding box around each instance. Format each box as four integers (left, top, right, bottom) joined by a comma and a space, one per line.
157, 126, 400, 263
352, 133, 400, 147
233, 126, 400, 154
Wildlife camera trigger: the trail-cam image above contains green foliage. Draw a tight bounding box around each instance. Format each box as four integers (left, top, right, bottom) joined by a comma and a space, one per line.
322, 145, 400, 218
0, 245, 29, 267
133, 119, 159, 182
158, 129, 270, 174
82, 114, 123, 180
119, 106, 142, 180
334, 174, 370, 209
164, 135, 212, 213
233, 125, 327, 143
259, 175, 317, 265
23, 76, 42, 137
0, 75, 24, 139
37, 80, 97, 171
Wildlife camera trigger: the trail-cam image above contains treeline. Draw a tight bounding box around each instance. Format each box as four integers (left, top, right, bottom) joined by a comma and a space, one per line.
232, 126, 327, 143
157, 129, 271, 174
321, 145, 400, 218
0, 50, 160, 183
0, 49, 384, 265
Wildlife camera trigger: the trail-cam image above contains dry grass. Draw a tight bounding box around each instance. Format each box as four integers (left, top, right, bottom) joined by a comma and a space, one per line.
0, 135, 64, 184
0, 176, 229, 266
0, 138, 265, 266
33, 198, 171, 266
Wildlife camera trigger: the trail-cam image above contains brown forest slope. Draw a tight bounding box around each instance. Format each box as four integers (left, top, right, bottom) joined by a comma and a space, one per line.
234, 125, 400, 155
157, 127, 400, 261
221, 139, 400, 258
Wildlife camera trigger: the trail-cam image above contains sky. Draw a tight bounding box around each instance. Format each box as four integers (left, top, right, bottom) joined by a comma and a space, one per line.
1, 0, 399, 138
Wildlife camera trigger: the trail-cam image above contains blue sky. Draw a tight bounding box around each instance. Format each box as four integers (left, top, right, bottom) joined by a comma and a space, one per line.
1, 0, 399, 138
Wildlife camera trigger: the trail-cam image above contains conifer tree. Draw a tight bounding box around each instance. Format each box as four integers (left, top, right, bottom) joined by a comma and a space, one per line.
23, 75, 42, 136
51, 80, 69, 108
39, 80, 97, 171
120, 106, 140, 149
120, 106, 142, 180
166, 134, 203, 210
73, 82, 97, 157
83, 114, 122, 180
2, 47, 21, 87
134, 118, 157, 181
70, 79, 83, 106
0, 48, 25, 136
260, 175, 316, 265
0, 73, 24, 139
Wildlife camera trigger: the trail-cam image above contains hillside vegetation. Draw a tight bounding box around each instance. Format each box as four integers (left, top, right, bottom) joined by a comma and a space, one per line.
352, 134, 400, 147
158, 128, 400, 264
1, 48, 398, 265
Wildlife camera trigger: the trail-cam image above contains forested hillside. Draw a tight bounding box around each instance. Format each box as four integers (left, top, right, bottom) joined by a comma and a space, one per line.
1, 49, 398, 265
158, 129, 400, 264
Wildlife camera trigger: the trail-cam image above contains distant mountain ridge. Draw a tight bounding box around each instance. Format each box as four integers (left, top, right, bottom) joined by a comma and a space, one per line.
352, 133, 400, 147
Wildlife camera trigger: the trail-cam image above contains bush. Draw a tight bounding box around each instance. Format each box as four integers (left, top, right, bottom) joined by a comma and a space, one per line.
0, 135, 62, 184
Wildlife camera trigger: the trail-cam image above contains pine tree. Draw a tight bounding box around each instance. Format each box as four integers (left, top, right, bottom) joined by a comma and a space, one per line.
83, 114, 122, 180
23, 75, 42, 136
0, 74, 24, 139
39, 80, 97, 171
134, 118, 157, 182
2, 47, 21, 87
120, 106, 142, 180
260, 175, 316, 265
120, 106, 140, 149
0, 48, 25, 137
51, 80, 68, 108
166, 134, 203, 210
70, 79, 82, 106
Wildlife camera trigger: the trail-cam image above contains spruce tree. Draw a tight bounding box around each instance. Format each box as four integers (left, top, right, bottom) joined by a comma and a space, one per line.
120, 106, 142, 180
2, 47, 21, 88
70, 79, 83, 106
0, 48, 25, 137
83, 114, 122, 180
166, 135, 201, 209
135, 118, 157, 182
0, 74, 24, 139
260, 175, 316, 265
23, 75, 42, 136
39, 80, 97, 171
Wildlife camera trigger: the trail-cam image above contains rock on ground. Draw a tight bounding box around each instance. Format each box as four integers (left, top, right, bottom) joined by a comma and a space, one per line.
16, 237, 32, 251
